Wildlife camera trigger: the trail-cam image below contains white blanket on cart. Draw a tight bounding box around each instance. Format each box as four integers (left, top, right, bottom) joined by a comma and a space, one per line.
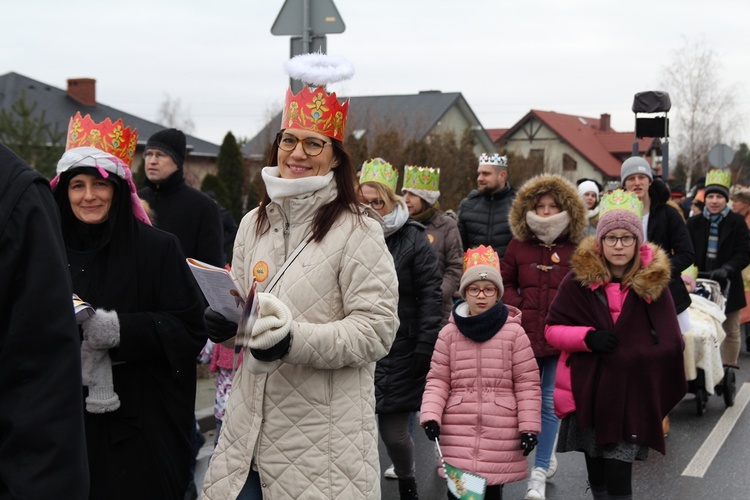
684, 294, 726, 393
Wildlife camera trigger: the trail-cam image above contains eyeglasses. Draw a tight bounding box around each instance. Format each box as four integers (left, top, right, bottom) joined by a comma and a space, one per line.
276, 132, 331, 157
362, 199, 386, 210
602, 235, 636, 247
466, 286, 498, 297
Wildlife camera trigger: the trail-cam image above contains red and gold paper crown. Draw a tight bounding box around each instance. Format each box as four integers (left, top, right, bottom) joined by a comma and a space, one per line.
66, 112, 138, 166
463, 245, 501, 273
281, 86, 349, 141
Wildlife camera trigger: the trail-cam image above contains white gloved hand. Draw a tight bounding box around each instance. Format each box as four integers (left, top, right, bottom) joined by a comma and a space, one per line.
246, 293, 292, 350
82, 309, 121, 349
81, 340, 121, 414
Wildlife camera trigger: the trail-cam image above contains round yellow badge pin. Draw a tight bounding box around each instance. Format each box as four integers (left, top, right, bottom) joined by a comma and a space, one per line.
253, 261, 269, 282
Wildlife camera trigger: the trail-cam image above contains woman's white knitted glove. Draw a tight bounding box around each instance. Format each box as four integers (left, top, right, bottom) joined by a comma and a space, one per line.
82, 309, 121, 349
247, 293, 292, 350
81, 340, 121, 414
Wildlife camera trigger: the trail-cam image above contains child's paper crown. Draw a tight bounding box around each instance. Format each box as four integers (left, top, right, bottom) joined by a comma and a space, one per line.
65, 112, 138, 166
463, 245, 501, 273
598, 189, 643, 219
403, 166, 440, 191
359, 158, 398, 192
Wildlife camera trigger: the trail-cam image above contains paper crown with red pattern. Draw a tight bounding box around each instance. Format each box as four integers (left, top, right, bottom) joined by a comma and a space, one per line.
463, 245, 501, 273
359, 158, 399, 192
66, 112, 138, 166
280, 53, 355, 141
459, 245, 504, 298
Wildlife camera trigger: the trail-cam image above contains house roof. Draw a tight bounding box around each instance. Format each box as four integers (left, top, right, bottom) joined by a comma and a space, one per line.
486, 128, 508, 143
497, 110, 655, 177
243, 90, 496, 158
0, 72, 219, 156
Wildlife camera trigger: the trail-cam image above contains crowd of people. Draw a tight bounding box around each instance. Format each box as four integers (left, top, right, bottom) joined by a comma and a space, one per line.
2, 56, 748, 500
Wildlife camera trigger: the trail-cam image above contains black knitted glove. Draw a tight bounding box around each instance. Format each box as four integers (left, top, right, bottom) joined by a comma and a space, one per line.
250, 332, 292, 361
520, 433, 538, 456
710, 266, 730, 284
410, 353, 432, 378
423, 421, 440, 441
585, 329, 619, 353
204, 307, 238, 343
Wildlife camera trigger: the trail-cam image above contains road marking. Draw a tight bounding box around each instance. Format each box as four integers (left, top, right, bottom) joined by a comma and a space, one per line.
682, 382, 750, 478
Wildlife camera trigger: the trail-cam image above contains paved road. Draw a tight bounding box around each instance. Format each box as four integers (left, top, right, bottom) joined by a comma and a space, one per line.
195, 349, 750, 498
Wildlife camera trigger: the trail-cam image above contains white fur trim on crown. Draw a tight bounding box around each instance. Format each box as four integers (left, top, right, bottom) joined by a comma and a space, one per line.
284, 53, 355, 86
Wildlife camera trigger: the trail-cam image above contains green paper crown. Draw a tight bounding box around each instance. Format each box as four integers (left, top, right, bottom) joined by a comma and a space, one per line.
359, 157, 398, 192
599, 189, 643, 219
403, 166, 440, 191
706, 169, 731, 190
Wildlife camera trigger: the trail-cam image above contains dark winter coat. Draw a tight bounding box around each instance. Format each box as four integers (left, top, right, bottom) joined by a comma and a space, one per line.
546, 238, 687, 455
375, 220, 443, 414
0, 145, 89, 499
139, 169, 224, 266
56, 171, 207, 500
457, 183, 516, 257
501, 174, 588, 358
687, 210, 750, 313
423, 210, 463, 325
646, 179, 694, 314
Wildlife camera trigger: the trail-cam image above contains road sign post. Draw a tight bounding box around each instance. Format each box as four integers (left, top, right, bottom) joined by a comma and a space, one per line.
271, 0, 345, 93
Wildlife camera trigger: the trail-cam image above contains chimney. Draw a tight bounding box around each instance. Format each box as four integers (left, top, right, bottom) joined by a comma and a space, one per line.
599, 113, 611, 132
67, 78, 96, 106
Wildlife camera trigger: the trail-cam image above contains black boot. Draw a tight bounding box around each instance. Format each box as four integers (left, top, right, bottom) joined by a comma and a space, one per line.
398, 477, 419, 500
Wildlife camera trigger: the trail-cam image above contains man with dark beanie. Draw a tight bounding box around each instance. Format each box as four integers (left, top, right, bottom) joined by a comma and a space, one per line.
139, 128, 224, 267
139, 128, 223, 500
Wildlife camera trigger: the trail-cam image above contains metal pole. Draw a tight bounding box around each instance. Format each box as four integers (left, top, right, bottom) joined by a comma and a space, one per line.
302, 0, 311, 54
632, 115, 639, 157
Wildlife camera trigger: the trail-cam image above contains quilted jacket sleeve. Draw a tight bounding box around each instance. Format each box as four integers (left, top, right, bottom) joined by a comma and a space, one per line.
545, 324, 592, 353
511, 327, 542, 434
441, 217, 464, 303
286, 217, 400, 369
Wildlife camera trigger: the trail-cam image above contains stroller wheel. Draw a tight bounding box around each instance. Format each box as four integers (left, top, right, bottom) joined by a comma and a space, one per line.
723, 367, 736, 407
695, 387, 707, 416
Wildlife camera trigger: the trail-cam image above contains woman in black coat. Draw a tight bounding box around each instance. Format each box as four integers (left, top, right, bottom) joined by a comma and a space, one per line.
51, 144, 206, 500
359, 159, 443, 500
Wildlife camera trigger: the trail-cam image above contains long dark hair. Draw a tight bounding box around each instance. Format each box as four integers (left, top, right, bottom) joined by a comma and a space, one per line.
254, 133, 361, 242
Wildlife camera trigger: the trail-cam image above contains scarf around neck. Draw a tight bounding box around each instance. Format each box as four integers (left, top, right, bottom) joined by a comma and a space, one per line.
703, 204, 730, 262
525, 210, 570, 245
262, 166, 334, 204
452, 300, 509, 342
382, 200, 410, 238
411, 203, 438, 223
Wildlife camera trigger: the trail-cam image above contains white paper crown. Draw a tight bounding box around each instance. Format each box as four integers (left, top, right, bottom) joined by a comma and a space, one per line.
478, 153, 507, 168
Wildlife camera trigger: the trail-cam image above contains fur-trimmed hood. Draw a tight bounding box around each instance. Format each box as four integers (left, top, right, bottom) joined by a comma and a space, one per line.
570, 237, 672, 302
509, 174, 587, 243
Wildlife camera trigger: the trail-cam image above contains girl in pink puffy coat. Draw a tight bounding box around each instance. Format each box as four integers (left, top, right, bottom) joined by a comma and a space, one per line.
421, 246, 542, 500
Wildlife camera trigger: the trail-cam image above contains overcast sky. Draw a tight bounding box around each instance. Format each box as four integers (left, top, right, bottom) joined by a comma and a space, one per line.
5, 0, 748, 153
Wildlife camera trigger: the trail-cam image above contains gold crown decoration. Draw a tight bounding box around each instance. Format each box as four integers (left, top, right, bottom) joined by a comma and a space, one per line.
359, 158, 398, 192
598, 189, 643, 219
66, 112, 138, 167
281, 53, 355, 141
281, 86, 349, 141
403, 166, 440, 191
463, 245, 501, 273
706, 169, 732, 190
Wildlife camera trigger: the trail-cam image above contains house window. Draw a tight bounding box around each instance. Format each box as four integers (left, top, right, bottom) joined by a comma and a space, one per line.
563, 153, 577, 171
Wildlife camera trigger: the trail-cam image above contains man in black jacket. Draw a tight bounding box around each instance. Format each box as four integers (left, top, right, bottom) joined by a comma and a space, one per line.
138, 128, 224, 267
457, 153, 516, 257
0, 144, 89, 498
621, 156, 694, 324
687, 171, 750, 367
